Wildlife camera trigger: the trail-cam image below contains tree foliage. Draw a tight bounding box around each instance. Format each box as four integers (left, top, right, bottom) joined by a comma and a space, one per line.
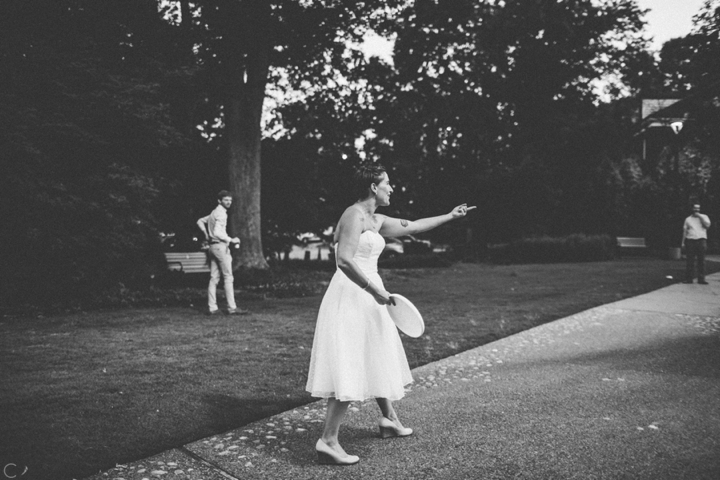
275, 0, 650, 245
0, 0, 193, 307
636, 0, 720, 244
3, 0, 719, 310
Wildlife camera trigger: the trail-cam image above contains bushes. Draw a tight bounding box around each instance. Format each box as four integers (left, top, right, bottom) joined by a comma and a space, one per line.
0, 159, 169, 312
487, 234, 616, 264
379, 253, 454, 269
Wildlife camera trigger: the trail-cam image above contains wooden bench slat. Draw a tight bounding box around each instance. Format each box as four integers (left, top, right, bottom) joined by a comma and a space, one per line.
164, 252, 211, 273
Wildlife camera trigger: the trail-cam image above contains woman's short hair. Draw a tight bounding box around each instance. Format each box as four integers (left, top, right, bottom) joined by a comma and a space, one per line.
352, 163, 386, 201
217, 190, 233, 200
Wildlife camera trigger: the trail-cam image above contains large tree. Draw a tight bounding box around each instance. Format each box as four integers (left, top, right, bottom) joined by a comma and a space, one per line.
175, 0, 407, 268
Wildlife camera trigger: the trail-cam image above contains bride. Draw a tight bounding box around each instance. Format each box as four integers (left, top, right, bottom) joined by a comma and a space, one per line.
305, 163, 474, 465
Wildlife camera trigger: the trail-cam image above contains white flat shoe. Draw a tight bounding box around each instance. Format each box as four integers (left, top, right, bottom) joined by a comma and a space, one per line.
379, 417, 413, 438
315, 439, 360, 465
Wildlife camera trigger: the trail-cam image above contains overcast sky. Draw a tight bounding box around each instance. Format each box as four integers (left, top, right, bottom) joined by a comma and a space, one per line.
636, 0, 707, 50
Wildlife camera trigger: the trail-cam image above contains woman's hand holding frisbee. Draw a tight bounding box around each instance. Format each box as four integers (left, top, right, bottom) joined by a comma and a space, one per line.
370, 286, 396, 306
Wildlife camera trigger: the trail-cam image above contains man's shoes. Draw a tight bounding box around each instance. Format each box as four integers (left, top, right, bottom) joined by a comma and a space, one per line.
682, 280, 693, 284
227, 308, 250, 315
207, 309, 221, 316
698, 280, 709, 285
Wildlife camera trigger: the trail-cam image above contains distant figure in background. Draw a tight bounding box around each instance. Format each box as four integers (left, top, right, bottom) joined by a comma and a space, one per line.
682, 203, 711, 285
197, 190, 248, 315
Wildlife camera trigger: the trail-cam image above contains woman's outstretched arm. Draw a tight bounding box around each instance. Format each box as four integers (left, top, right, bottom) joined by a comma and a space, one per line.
378, 204, 476, 238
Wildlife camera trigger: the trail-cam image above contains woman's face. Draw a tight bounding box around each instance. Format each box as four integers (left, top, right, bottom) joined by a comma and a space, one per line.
373, 173, 394, 206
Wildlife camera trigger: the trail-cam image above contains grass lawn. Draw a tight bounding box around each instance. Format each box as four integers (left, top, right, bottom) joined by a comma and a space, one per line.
0, 258, 714, 480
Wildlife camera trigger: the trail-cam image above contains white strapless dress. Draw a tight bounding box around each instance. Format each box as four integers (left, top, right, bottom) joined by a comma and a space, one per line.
305, 230, 413, 402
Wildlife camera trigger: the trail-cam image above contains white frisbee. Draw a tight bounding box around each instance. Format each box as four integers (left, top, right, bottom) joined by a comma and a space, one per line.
387, 294, 425, 338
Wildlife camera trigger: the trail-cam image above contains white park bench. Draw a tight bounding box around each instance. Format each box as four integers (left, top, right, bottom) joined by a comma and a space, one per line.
163, 252, 210, 274
616, 237, 647, 251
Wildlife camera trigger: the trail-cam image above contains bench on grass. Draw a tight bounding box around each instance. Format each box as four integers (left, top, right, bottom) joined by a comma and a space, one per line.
164, 252, 210, 274
616, 237, 647, 251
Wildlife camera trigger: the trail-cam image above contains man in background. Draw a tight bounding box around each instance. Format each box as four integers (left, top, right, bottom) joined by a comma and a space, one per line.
197, 190, 249, 314
682, 203, 711, 285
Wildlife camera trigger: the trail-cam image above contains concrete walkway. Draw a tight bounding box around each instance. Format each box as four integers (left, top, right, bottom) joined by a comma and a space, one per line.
87, 271, 720, 480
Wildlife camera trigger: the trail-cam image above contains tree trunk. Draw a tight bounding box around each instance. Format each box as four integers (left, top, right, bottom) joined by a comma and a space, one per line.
225, 29, 270, 269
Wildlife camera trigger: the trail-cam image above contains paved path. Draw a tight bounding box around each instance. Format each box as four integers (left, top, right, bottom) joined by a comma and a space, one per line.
87, 271, 720, 480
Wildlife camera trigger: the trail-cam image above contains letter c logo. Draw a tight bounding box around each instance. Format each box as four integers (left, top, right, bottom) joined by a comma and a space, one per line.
4, 463, 17, 478
3, 464, 27, 478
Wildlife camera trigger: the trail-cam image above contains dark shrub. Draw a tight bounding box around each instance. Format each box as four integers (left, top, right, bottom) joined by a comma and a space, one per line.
379, 253, 454, 269
231, 263, 333, 298
488, 234, 616, 264
265, 259, 336, 272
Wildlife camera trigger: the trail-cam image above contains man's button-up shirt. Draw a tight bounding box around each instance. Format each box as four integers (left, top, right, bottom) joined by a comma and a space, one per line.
200, 205, 232, 243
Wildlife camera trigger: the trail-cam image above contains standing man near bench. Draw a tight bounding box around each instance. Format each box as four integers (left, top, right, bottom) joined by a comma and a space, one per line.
682, 203, 711, 285
197, 190, 249, 315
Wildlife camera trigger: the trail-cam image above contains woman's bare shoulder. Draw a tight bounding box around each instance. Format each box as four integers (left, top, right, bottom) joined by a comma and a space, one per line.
339, 205, 364, 222
335, 205, 365, 243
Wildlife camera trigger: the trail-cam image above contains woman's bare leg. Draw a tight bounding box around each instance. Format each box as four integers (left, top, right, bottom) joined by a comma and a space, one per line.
376, 397, 413, 437
376, 397, 405, 425
320, 397, 351, 455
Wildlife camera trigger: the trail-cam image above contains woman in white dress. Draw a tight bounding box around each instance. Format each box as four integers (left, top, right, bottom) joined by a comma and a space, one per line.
306, 163, 474, 465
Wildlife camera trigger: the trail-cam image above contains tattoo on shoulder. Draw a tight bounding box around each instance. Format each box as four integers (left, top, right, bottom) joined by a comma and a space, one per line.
400, 219, 409, 227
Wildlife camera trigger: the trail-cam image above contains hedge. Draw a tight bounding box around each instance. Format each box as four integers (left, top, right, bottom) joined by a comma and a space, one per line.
487, 234, 616, 264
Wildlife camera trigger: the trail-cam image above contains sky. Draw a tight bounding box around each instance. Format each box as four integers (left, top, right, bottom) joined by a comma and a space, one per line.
636, 0, 707, 50
363, 0, 709, 60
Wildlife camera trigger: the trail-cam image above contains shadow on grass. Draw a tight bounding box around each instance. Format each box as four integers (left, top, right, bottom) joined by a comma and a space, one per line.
200, 393, 309, 432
